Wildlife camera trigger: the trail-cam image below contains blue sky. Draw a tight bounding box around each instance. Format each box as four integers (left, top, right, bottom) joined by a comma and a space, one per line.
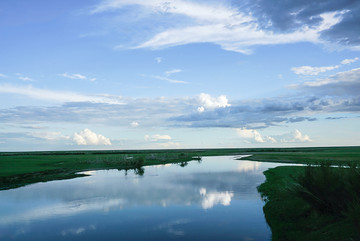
1, 0, 360, 151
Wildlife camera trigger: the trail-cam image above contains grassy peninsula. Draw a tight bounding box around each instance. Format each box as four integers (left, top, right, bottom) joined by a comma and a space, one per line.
255, 146, 360, 241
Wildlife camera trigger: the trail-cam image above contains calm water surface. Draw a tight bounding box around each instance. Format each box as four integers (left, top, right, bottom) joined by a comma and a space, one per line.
0, 156, 292, 240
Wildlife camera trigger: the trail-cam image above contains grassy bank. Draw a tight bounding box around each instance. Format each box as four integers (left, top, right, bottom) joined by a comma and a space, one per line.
244, 146, 360, 164
1, 146, 359, 191
0, 148, 245, 190
258, 165, 360, 240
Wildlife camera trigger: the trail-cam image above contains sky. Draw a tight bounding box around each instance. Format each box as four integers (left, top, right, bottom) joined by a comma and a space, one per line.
0, 0, 360, 151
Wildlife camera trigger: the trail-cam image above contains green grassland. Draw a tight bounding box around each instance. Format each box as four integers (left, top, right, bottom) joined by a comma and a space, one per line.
244, 146, 360, 164
0, 148, 245, 190
1, 146, 359, 190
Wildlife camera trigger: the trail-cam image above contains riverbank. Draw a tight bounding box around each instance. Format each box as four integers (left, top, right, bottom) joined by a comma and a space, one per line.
1, 146, 360, 190
258, 165, 360, 240
0, 148, 245, 190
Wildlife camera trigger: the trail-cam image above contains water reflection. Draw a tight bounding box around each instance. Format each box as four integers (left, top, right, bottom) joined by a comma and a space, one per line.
0, 156, 283, 240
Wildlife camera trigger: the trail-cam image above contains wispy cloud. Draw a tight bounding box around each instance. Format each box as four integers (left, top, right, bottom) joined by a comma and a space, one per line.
146, 69, 187, 84
15, 73, 35, 82
291, 67, 360, 95
92, 1, 346, 54
0, 84, 125, 105
60, 73, 87, 80
60, 73, 96, 82
0, 73, 7, 78
341, 57, 359, 65
291, 57, 359, 76
28, 131, 70, 141
151, 75, 187, 84
145, 134, 172, 142
291, 65, 340, 76
165, 69, 182, 77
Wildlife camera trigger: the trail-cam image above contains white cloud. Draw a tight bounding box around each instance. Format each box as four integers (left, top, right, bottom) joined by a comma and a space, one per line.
92, 1, 344, 54
157, 141, 181, 148
341, 57, 359, 65
197, 93, 230, 112
266, 136, 277, 143
60, 73, 87, 80
0, 73, 8, 78
292, 57, 359, 76
298, 67, 360, 87
19, 76, 34, 81
197, 106, 205, 113
199, 188, 233, 209
165, 69, 182, 77
155, 57, 162, 63
29, 132, 70, 141
236, 128, 265, 143
146, 69, 186, 84
145, 134, 172, 141
291, 65, 340, 76
130, 121, 139, 127
73, 129, 112, 145
0, 84, 125, 105
151, 75, 187, 84
280, 129, 312, 143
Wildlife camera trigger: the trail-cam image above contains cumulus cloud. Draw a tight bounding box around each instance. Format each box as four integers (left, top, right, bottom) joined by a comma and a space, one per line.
197, 93, 230, 112
73, 129, 112, 145
130, 121, 139, 127
236, 128, 265, 143
293, 129, 312, 142
145, 134, 172, 142
280, 129, 312, 143
91, 0, 348, 54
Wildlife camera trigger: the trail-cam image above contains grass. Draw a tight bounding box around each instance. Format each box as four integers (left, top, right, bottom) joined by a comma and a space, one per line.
0, 148, 245, 190
244, 146, 360, 164
1, 146, 360, 190
258, 164, 360, 241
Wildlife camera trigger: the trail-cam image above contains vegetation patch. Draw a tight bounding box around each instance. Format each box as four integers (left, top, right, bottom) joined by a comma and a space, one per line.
258, 164, 360, 241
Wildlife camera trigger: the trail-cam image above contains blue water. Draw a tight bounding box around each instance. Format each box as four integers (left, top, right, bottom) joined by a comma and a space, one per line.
0, 156, 288, 240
